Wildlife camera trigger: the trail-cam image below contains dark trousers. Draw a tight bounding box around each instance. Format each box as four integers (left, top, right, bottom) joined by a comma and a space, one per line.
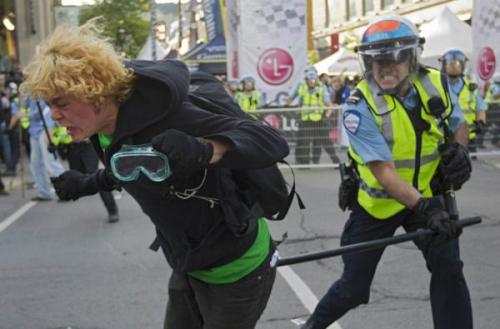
66, 142, 118, 215
296, 120, 337, 164
164, 249, 276, 329
309, 202, 472, 329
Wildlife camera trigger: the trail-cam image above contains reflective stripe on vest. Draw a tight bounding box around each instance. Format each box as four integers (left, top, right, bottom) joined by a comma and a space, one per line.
349, 68, 449, 219
457, 79, 478, 139
52, 126, 72, 145
236, 91, 260, 111
20, 107, 30, 129
298, 83, 324, 121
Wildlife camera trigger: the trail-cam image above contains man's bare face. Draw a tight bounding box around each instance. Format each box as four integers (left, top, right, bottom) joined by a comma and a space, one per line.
49, 95, 105, 142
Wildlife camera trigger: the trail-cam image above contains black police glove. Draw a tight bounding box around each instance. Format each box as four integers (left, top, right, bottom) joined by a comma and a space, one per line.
151, 129, 214, 178
439, 142, 472, 190
51, 169, 118, 201
412, 197, 462, 245
473, 120, 486, 134
47, 143, 58, 154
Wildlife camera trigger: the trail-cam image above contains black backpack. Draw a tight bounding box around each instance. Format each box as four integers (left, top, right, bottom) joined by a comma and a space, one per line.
188, 71, 304, 222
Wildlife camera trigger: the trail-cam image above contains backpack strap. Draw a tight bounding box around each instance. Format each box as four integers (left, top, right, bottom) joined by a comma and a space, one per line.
269, 160, 305, 220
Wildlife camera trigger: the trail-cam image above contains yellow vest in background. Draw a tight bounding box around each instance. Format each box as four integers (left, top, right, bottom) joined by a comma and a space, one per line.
298, 83, 324, 122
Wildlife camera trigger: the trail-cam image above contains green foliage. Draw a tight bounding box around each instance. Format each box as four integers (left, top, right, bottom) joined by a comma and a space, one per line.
79, 0, 150, 58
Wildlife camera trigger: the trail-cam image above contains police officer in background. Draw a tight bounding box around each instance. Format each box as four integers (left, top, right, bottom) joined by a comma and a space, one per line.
235, 76, 262, 114
302, 16, 472, 329
439, 49, 488, 154
287, 71, 339, 165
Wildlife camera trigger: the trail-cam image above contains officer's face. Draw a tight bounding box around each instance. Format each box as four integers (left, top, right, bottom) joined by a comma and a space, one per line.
445, 60, 464, 77
307, 79, 317, 88
372, 58, 410, 91
49, 95, 117, 142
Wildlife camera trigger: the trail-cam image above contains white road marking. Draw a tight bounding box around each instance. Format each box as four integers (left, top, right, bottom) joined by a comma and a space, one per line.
0, 201, 37, 233
278, 266, 343, 329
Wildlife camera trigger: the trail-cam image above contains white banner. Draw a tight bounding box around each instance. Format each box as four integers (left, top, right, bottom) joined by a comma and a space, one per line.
471, 0, 500, 91
226, 0, 308, 106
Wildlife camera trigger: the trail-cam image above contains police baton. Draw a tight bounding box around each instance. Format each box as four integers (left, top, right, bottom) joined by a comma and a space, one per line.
277, 216, 481, 267
35, 100, 57, 160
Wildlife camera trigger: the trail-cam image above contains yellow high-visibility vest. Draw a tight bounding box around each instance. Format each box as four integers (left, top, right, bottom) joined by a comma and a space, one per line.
349, 68, 450, 219
297, 83, 324, 121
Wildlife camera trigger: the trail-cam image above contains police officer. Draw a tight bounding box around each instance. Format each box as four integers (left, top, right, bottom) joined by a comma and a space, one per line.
302, 16, 472, 329
235, 75, 262, 114
439, 49, 488, 153
288, 71, 339, 164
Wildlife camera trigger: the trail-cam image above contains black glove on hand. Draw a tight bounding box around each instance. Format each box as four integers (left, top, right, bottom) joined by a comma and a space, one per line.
412, 197, 462, 245
47, 143, 58, 154
473, 120, 486, 134
51, 169, 118, 201
151, 129, 214, 178
439, 142, 472, 190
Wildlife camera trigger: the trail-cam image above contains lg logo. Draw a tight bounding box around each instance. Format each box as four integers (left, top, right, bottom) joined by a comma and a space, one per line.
257, 48, 294, 86
477, 47, 496, 81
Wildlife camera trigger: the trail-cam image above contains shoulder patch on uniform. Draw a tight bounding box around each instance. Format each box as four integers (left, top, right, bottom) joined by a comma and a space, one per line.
343, 110, 362, 135
346, 89, 363, 105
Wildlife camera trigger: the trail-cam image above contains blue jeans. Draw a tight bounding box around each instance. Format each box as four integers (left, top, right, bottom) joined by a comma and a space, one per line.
30, 136, 54, 199
308, 201, 472, 329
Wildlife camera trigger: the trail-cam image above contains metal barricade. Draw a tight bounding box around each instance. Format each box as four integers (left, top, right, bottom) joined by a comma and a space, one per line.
477, 100, 500, 157
251, 102, 500, 168
253, 106, 344, 168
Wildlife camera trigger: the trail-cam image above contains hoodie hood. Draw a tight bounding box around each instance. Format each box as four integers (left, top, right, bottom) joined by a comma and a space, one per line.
110, 60, 190, 144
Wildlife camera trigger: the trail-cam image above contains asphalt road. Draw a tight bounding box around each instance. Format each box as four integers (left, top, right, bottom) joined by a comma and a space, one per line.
1, 159, 499, 329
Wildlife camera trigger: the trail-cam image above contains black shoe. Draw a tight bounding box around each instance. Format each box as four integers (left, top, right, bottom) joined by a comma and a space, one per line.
108, 213, 120, 223
301, 318, 323, 329
31, 196, 52, 202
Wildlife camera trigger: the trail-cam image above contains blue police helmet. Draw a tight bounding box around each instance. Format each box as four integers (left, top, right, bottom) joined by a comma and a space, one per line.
355, 16, 425, 77
241, 75, 256, 84
439, 48, 468, 73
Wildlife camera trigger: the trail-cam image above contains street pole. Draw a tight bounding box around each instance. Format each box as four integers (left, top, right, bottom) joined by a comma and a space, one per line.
178, 0, 183, 50
151, 0, 157, 60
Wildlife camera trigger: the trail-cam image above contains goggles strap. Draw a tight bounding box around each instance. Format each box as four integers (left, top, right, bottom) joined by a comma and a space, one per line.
173, 169, 219, 208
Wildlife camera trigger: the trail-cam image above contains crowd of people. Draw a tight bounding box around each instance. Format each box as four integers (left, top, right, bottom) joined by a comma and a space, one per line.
2, 12, 500, 329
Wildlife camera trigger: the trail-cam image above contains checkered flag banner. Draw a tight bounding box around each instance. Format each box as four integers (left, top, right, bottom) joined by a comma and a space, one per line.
475, 0, 500, 38
251, 0, 306, 39
233, 0, 308, 106
472, 0, 500, 84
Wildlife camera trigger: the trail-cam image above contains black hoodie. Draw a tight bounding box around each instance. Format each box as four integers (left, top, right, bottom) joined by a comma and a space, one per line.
90, 60, 289, 273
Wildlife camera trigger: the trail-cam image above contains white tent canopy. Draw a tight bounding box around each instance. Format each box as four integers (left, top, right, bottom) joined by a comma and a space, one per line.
420, 7, 472, 69
314, 48, 362, 75
137, 35, 169, 60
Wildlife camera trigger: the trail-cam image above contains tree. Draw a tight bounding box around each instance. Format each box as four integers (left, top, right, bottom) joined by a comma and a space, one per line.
79, 0, 150, 58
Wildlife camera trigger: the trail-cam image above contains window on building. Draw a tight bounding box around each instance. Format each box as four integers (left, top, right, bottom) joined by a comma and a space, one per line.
346, 0, 359, 20
363, 0, 375, 14
382, 0, 395, 9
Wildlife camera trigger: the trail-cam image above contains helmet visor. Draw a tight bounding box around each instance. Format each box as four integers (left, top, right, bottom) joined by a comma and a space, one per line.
442, 51, 467, 65
110, 144, 171, 182
358, 42, 416, 64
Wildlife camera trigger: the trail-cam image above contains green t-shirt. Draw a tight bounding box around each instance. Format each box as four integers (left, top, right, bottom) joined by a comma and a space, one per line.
97, 133, 113, 151
188, 218, 271, 284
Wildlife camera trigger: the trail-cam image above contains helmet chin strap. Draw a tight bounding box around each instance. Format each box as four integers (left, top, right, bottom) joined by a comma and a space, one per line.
372, 75, 411, 97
